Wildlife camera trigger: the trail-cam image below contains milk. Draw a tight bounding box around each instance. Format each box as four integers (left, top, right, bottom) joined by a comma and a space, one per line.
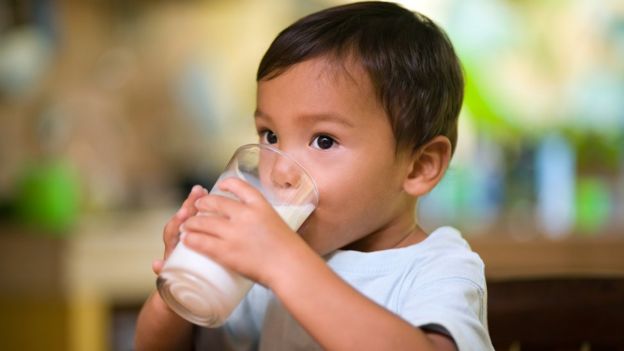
157, 241, 253, 327
157, 202, 315, 327
274, 203, 316, 230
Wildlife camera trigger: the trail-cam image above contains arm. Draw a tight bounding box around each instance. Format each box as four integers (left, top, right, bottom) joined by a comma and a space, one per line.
134, 186, 208, 351
182, 179, 456, 351
266, 238, 457, 351
135, 291, 195, 351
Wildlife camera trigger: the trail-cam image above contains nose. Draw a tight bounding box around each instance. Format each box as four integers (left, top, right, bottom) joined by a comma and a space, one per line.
270, 155, 301, 189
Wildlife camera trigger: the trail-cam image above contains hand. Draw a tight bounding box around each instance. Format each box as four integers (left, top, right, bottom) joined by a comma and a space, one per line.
152, 185, 209, 275
181, 177, 308, 287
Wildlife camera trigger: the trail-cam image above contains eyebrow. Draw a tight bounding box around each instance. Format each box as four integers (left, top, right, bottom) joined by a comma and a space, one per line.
254, 109, 355, 128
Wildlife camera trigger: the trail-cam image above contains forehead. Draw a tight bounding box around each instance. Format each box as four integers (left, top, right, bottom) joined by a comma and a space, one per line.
256, 56, 383, 120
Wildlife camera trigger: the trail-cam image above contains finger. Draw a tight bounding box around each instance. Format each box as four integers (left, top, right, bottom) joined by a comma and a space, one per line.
163, 209, 186, 253
163, 186, 208, 250
152, 259, 164, 275
195, 193, 244, 217
181, 214, 230, 238
217, 177, 266, 205
164, 185, 206, 238
181, 185, 209, 215
184, 232, 222, 259
164, 207, 186, 240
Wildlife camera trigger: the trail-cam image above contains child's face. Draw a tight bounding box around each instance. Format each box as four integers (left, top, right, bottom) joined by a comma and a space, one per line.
255, 56, 416, 255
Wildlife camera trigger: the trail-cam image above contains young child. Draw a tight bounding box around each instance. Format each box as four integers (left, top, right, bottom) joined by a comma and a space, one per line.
135, 2, 493, 350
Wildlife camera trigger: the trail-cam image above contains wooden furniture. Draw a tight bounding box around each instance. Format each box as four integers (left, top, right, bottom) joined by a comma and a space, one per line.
468, 236, 624, 279
487, 277, 624, 351
468, 236, 624, 350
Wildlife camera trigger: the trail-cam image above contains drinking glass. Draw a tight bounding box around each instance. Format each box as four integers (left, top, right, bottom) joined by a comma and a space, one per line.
157, 144, 318, 327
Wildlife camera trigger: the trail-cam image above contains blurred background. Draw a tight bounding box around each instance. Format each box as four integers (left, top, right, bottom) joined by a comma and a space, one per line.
0, 0, 622, 350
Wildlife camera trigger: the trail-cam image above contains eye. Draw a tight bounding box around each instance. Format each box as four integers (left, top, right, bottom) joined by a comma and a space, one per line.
311, 135, 336, 150
261, 130, 278, 144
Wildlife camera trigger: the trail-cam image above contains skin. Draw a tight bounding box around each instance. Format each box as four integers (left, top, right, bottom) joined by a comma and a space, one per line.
135, 56, 455, 351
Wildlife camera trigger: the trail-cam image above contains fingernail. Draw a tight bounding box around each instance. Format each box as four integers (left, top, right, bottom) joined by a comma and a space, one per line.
192, 185, 202, 193
176, 207, 187, 218
179, 224, 185, 232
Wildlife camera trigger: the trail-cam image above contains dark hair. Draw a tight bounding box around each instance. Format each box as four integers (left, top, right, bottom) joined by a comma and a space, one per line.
257, 1, 464, 154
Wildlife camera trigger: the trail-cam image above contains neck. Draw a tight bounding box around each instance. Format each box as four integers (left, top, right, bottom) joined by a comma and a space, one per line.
341, 211, 427, 252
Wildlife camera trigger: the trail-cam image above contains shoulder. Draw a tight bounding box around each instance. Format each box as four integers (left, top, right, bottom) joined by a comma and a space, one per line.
420, 226, 475, 253
326, 226, 484, 285
412, 226, 486, 288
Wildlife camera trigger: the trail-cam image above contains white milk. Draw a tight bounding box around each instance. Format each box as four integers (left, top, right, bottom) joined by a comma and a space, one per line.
274, 203, 316, 230
158, 202, 315, 327
158, 241, 253, 327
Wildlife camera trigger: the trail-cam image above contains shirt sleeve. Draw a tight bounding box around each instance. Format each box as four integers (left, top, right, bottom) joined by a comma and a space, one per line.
398, 244, 494, 351
401, 276, 492, 351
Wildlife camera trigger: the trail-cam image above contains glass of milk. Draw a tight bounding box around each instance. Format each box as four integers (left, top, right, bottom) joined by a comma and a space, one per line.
157, 143, 319, 327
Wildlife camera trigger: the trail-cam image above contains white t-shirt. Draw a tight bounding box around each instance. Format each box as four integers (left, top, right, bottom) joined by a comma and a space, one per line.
195, 226, 494, 351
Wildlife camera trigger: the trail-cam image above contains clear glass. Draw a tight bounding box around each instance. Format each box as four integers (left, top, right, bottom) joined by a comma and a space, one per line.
157, 143, 318, 327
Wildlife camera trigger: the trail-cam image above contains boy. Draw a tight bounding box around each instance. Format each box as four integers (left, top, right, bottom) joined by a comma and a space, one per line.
136, 2, 493, 350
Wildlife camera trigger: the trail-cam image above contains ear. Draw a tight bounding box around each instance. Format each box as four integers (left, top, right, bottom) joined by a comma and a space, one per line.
403, 136, 452, 197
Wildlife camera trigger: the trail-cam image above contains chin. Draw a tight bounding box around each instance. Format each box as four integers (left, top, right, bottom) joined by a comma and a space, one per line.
295, 225, 326, 254
295, 214, 349, 255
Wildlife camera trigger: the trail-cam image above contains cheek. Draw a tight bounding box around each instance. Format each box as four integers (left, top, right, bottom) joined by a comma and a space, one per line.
313, 160, 403, 224
314, 163, 368, 207
315, 152, 401, 204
